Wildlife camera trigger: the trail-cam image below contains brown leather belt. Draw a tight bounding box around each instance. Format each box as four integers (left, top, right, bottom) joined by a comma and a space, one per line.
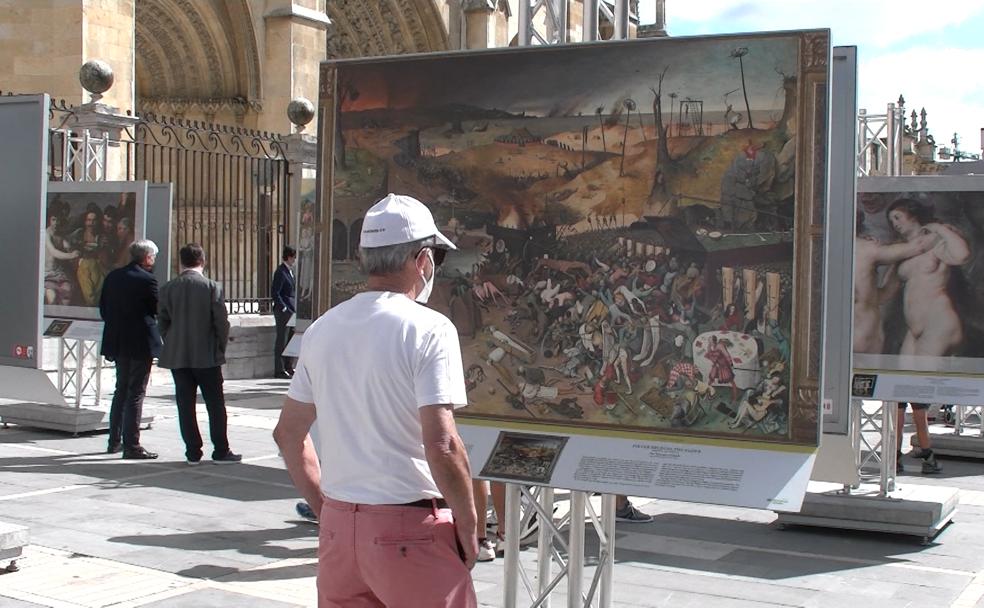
402, 498, 449, 509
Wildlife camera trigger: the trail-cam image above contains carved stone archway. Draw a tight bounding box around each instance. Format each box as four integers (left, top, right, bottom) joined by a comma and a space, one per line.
135, 0, 262, 122
326, 0, 450, 58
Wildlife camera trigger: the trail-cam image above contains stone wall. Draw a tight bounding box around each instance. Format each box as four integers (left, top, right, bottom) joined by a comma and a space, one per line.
0, 0, 134, 111
224, 314, 278, 380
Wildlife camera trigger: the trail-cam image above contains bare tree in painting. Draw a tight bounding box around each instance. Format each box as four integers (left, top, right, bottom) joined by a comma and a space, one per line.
595, 105, 607, 153
668, 92, 678, 137
648, 66, 676, 212
730, 47, 754, 129
773, 64, 797, 132
619, 98, 636, 176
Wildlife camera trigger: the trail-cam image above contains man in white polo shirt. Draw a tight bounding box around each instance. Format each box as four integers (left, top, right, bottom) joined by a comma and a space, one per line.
274, 193, 478, 607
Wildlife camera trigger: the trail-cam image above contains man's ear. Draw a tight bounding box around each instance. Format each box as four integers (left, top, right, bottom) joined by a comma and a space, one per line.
414, 248, 429, 274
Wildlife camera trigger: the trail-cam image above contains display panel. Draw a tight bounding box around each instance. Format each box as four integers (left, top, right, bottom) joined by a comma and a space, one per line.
854, 176, 984, 405
44, 182, 147, 321
318, 31, 830, 507
0, 95, 48, 370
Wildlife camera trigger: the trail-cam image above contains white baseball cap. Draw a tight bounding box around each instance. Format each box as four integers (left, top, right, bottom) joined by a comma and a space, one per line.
359, 193, 457, 250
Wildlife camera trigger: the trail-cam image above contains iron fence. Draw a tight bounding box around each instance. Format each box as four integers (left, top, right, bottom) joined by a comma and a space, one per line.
42, 97, 291, 311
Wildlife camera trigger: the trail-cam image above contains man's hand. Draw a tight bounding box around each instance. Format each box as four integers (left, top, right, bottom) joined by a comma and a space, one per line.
420, 404, 478, 569
273, 398, 321, 513
454, 512, 479, 570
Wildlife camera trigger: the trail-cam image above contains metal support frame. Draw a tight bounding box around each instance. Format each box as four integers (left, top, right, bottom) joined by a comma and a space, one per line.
517, 0, 630, 45
502, 485, 617, 608
952, 405, 984, 438
851, 399, 897, 495
62, 128, 109, 182
505, 10, 630, 605
55, 337, 103, 408
857, 101, 905, 177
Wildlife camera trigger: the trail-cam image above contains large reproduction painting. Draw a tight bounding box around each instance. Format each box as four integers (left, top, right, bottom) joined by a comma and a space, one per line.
853, 176, 984, 404
45, 182, 147, 321
317, 32, 830, 507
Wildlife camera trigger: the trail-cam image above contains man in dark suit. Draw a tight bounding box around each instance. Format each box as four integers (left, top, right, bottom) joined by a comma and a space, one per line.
158, 243, 241, 465
271, 245, 297, 379
100, 240, 162, 460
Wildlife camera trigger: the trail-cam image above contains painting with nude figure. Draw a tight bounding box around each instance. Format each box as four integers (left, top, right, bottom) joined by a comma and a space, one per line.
855, 176, 984, 377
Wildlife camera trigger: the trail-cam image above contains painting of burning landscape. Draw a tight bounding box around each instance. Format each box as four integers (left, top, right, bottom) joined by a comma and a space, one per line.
320, 32, 829, 445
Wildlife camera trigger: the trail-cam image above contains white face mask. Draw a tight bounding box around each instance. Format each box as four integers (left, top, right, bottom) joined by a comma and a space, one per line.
415, 248, 435, 304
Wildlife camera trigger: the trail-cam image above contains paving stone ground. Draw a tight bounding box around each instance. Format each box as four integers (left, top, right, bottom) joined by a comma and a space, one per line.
2, 378, 984, 607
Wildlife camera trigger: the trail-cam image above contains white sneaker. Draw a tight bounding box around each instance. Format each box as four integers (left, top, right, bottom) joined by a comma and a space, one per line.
477, 538, 496, 562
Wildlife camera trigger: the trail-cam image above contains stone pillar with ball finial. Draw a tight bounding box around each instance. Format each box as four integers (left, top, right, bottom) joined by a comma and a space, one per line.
284, 97, 320, 325
65, 59, 138, 181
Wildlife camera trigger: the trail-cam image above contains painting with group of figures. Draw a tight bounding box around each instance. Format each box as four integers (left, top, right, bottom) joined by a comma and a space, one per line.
45, 182, 147, 320
854, 177, 984, 378
320, 32, 829, 447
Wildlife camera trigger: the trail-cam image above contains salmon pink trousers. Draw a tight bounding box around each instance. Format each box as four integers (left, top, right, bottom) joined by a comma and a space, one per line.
318, 496, 478, 608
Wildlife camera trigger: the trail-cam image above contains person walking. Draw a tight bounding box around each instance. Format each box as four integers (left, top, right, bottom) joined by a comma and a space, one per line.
272, 245, 297, 379
158, 243, 241, 465
100, 240, 162, 460
274, 193, 478, 608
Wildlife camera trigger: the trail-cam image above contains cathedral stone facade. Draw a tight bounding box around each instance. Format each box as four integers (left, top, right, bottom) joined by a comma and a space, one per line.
1, 1, 659, 133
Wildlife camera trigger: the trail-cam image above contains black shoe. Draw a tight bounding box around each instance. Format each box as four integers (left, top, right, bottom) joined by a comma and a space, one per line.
122, 447, 158, 460
922, 453, 943, 474
212, 450, 243, 464
107, 442, 123, 454
274, 372, 291, 379
910, 447, 933, 460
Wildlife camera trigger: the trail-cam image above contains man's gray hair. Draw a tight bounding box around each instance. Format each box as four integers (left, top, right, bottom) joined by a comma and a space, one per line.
359, 238, 427, 275
129, 239, 159, 263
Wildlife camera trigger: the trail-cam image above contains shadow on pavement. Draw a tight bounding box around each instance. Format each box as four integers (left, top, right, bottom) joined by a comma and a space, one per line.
110, 522, 317, 568
567, 512, 938, 580
0, 454, 297, 502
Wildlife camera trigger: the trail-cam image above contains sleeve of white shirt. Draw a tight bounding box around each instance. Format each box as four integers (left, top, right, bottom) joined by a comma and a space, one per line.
415, 319, 468, 409
286, 354, 315, 405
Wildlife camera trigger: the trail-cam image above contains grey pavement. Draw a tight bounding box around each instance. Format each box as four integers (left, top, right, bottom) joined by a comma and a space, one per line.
2, 377, 984, 607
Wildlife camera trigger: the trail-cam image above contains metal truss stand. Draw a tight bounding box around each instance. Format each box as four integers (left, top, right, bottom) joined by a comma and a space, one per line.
857, 98, 905, 176
503, 485, 616, 608
57, 337, 103, 409
910, 405, 984, 459
0, 338, 117, 434
778, 400, 957, 544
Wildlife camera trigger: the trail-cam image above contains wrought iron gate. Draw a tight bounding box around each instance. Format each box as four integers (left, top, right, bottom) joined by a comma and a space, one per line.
45, 99, 291, 311
129, 115, 291, 311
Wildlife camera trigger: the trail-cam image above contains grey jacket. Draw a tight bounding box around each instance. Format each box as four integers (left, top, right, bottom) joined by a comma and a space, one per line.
158, 270, 230, 369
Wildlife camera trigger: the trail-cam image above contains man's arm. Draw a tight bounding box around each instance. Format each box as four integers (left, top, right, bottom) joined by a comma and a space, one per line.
271, 266, 287, 310
212, 282, 230, 352
157, 286, 171, 338
99, 274, 110, 321
273, 397, 321, 513
273, 397, 321, 514
419, 404, 478, 569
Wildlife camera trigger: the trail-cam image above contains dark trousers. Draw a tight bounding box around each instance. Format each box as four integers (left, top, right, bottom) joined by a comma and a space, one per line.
274, 307, 295, 375
108, 357, 152, 449
171, 366, 230, 460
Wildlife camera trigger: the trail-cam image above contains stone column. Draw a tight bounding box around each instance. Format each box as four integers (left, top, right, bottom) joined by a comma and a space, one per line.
462, 0, 512, 48
258, 1, 329, 134
0, 0, 135, 112
284, 98, 318, 328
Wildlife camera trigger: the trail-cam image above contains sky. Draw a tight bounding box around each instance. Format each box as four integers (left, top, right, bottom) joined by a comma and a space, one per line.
639, 0, 984, 158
